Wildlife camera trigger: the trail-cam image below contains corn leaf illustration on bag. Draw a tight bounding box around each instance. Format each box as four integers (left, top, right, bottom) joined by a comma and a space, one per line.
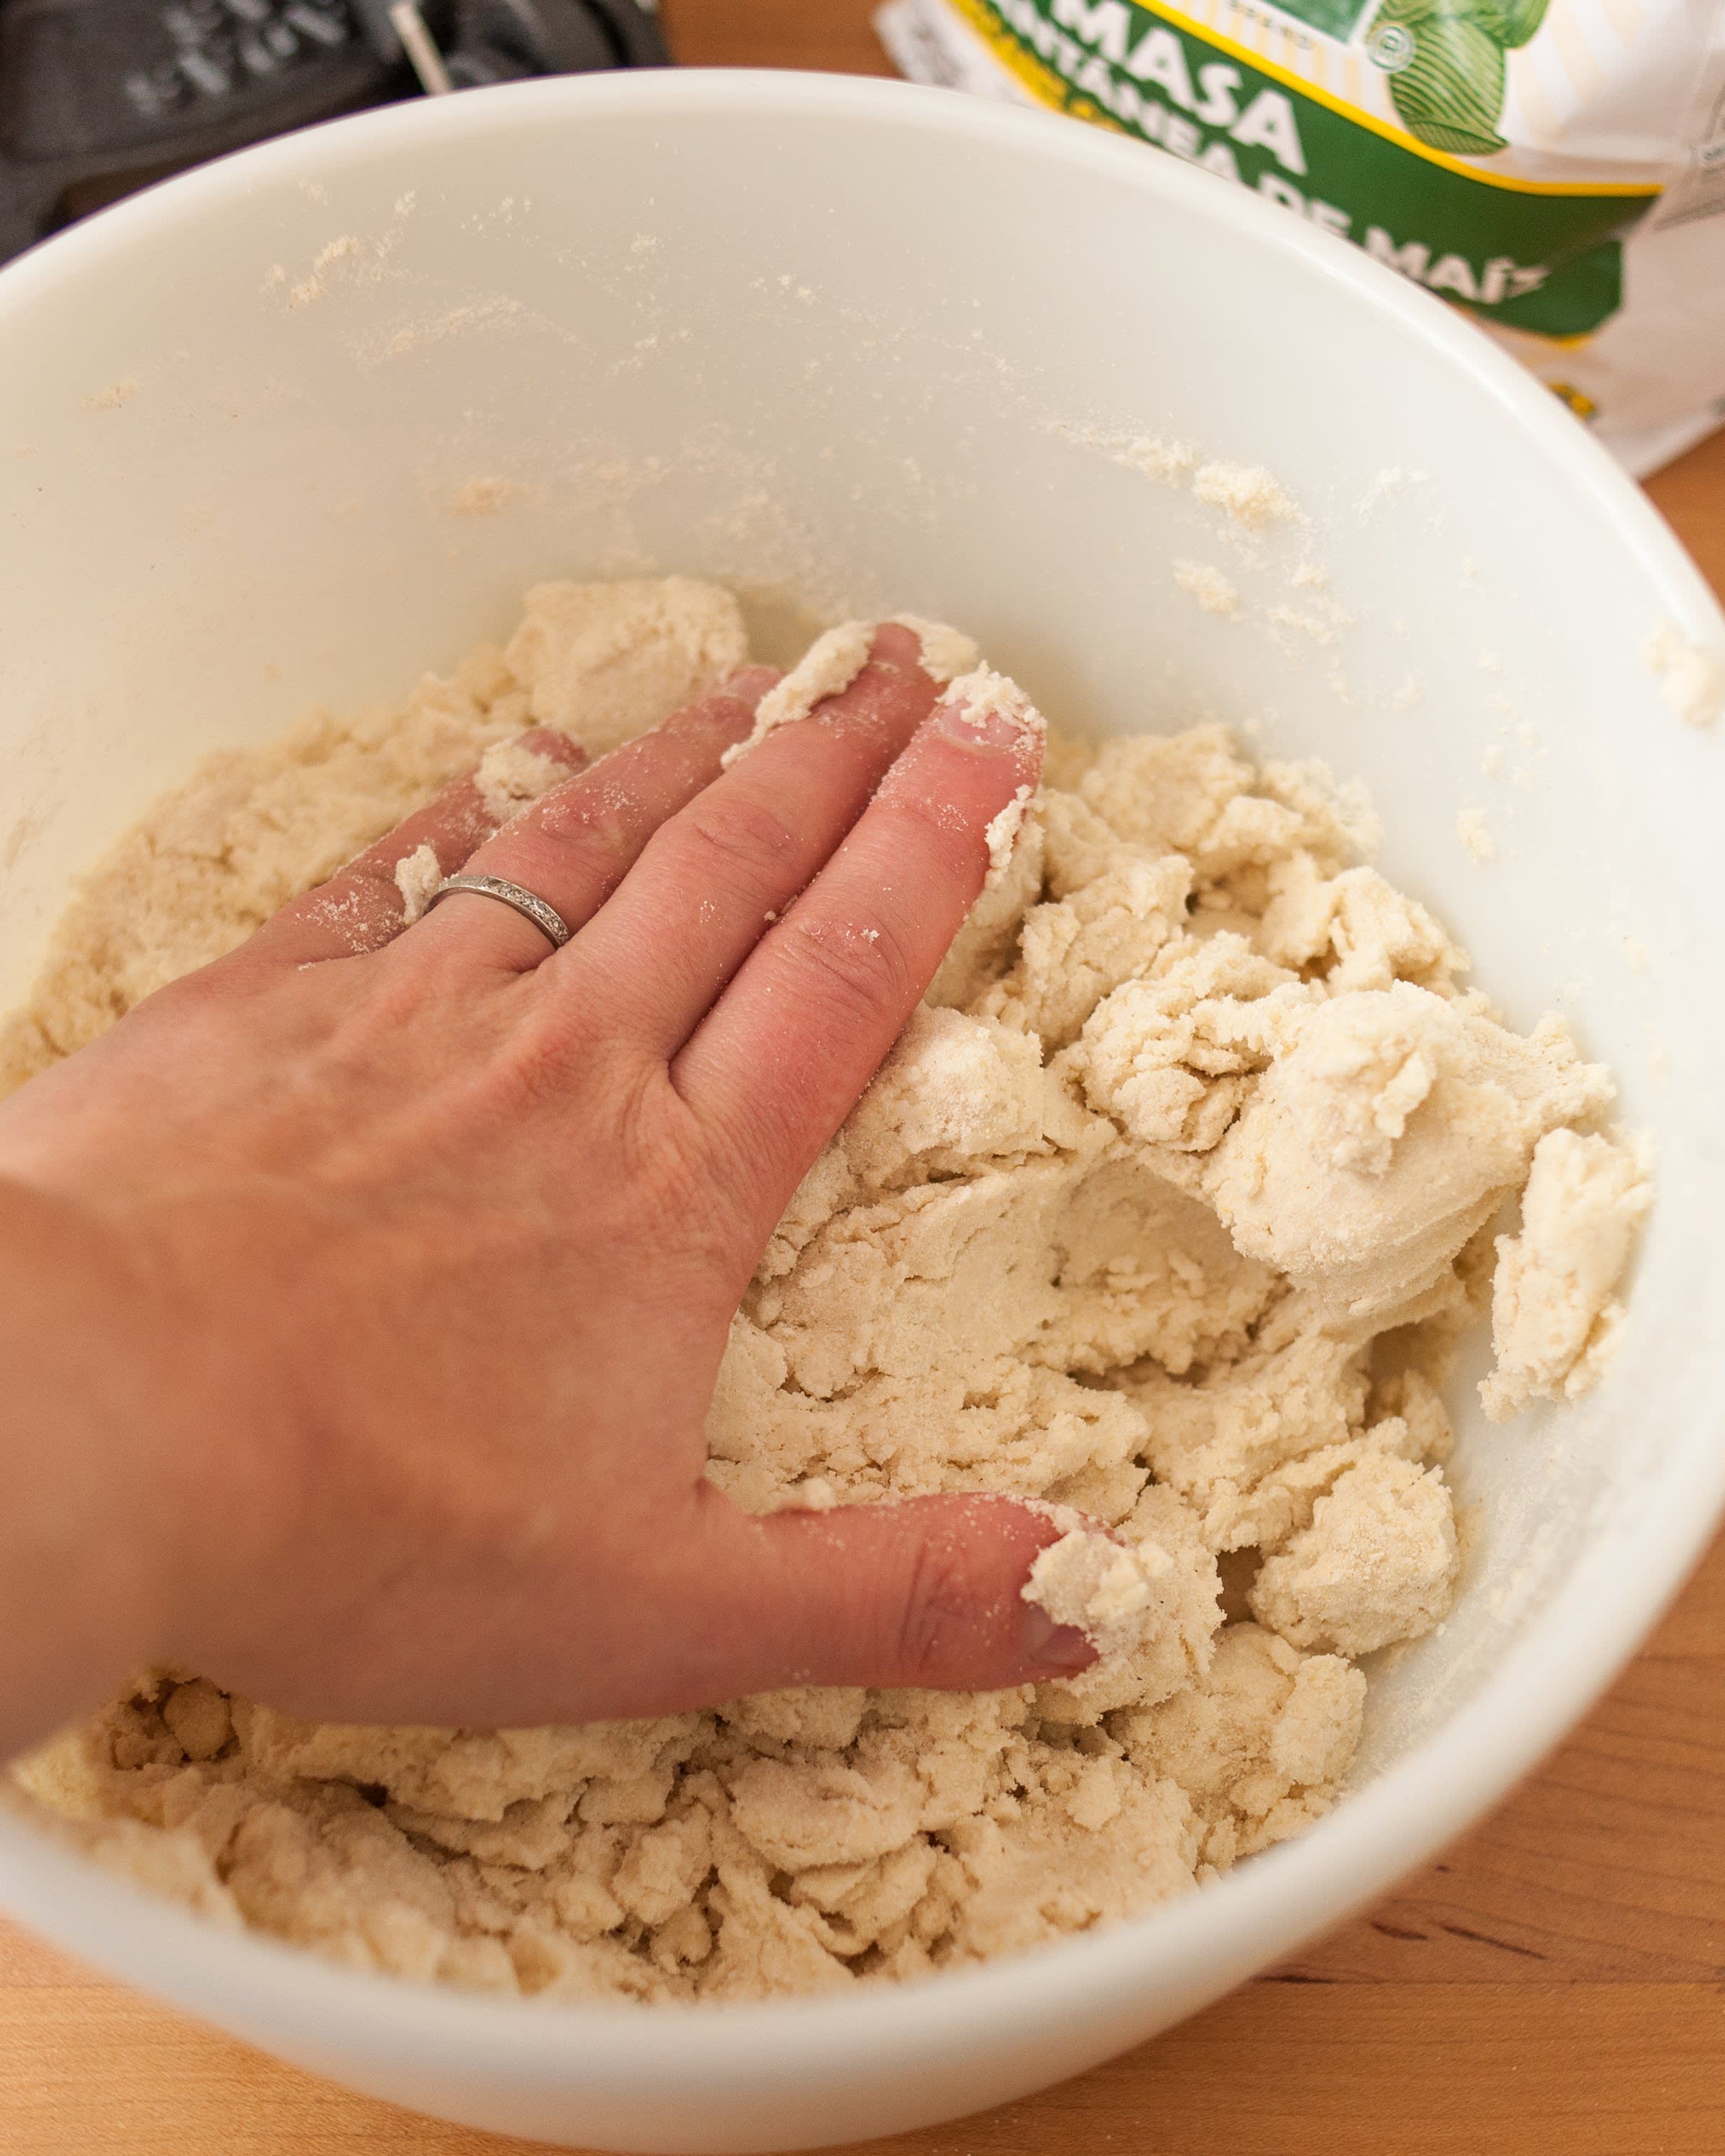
879, 0, 1725, 474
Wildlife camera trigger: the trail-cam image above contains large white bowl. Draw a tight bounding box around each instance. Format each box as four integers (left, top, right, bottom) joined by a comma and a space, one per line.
1, 68, 1722, 2156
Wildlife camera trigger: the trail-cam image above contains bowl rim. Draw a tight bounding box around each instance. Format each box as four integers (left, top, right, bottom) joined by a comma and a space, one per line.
1, 60, 1722, 2093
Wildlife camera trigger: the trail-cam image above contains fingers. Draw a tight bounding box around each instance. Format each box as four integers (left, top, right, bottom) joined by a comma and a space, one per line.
556, 624, 942, 1052
677, 671, 1043, 1232
249, 728, 585, 968
200, 1488, 1097, 1731
405, 668, 782, 975
676, 1491, 1097, 1701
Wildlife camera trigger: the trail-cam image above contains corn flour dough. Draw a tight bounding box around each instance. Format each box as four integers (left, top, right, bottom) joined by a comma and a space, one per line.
2, 578, 1648, 2004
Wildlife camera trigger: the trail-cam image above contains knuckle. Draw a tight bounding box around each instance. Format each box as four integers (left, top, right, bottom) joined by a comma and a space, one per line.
341, 854, 406, 896
669, 791, 800, 895
528, 786, 632, 868
312, 857, 410, 924
870, 788, 979, 876
493, 1015, 588, 1116
499, 1010, 640, 1120
150, 952, 258, 1017
482, 815, 620, 915
893, 1534, 978, 1683
497, 1032, 740, 1266
781, 911, 914, 1026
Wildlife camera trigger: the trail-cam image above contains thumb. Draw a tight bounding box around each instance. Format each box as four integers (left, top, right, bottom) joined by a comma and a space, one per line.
684, 1488, 1100, 1697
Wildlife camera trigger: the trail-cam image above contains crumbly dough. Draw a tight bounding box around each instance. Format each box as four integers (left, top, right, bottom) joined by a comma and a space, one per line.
721, 616, 981, 768
2, 579, 1646, 2005
503, 577, 748, 759
722, 620, 877, 768
1173, 562, 1241, 618
0, 577, 744, 1091
1190, 462, 1297, 530
474, 737, 567, 825
1481, 1128, 1652, 1422
393, 842, 443, 926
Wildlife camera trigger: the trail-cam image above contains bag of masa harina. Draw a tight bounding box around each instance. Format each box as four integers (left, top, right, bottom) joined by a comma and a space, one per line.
878, 0, 1725, 474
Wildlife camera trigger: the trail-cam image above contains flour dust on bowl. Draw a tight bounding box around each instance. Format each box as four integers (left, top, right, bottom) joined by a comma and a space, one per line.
0, 69, 1721, 2156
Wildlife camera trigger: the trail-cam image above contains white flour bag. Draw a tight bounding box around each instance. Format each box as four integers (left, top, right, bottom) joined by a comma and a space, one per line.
880, 0, 1725, 474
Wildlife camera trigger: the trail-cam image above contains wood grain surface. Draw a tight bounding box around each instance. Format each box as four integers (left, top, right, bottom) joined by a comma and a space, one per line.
3, 4, 1722, 2149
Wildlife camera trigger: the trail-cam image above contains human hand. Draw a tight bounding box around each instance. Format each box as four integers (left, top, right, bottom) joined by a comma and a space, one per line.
0, 623, 1091, 1754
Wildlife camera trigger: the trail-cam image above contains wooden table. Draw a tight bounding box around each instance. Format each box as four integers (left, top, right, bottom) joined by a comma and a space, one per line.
4, 4, 1723, 2149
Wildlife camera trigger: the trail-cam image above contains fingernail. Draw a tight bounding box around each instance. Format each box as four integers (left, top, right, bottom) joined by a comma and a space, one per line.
519, 726, 586, 770
1021, 1604, 1098, 1674
934, 693, 1025, 753
722, 664, 783, 707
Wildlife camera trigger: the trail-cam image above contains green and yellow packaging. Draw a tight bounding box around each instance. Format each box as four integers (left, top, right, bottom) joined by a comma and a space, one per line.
879, 0, 1725, 472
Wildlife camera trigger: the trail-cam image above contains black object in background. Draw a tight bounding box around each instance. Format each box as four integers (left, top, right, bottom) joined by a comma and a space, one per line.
0, 0, 666, 262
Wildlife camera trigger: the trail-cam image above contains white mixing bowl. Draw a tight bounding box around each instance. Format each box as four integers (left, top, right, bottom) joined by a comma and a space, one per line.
1, 68, 1722, 2156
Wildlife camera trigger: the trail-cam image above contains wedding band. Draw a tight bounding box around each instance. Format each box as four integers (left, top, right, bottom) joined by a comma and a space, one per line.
424, 873, 571, 951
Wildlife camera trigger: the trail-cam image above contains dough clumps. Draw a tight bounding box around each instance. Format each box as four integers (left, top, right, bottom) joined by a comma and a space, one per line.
0, 576, 745, 1085
392, 842, 443, 926
4, 580, 1645, 2004
474, 737, 567, 824
720, 616, 982, 768
505, 576, 746, 758
1481, 1128, 1652, 1422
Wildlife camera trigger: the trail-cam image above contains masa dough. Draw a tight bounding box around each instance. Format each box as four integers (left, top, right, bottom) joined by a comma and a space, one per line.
721, 616, 981, 768
2, 579, 1646, 2004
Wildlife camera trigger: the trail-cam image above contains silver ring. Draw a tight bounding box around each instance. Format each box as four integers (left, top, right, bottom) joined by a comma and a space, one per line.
424, 873, 571, 951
